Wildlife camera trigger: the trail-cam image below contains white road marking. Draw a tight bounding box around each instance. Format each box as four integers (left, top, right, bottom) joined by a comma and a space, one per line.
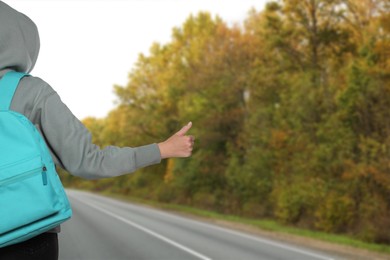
138, 202, 335, 260
71, 194, 212, 260
185, 219, 335, 260
74, 191, 334, 260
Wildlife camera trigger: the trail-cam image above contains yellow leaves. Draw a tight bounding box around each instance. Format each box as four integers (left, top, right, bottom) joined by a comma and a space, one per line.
273, 177, 326, 224
163, 159, 175, 184
314, 192, 355, 233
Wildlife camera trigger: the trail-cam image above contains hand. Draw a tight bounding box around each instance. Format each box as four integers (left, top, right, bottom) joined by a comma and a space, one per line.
158, 122, 195, 159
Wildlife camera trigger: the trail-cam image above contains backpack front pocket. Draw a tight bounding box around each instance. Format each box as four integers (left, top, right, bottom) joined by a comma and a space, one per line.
0, 156, 60, 235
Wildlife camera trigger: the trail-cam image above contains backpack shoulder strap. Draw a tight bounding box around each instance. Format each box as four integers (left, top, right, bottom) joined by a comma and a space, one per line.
0, 71, 29, 111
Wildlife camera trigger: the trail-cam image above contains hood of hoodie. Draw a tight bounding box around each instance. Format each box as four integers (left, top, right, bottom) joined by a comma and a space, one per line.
0, 1, 40, 76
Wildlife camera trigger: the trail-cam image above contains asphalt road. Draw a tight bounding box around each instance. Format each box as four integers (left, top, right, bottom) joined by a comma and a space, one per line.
59, 190, 339, 260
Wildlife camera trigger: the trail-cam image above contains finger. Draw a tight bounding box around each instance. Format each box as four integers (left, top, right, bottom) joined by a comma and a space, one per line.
176, 121, 192, 136
188, 136, 195, 149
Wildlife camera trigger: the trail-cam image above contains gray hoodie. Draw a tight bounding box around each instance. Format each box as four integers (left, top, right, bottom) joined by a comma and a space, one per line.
0, 1, 161, 179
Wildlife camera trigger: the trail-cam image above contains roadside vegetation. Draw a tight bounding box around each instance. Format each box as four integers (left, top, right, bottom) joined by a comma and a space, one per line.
60, 0, 390, 251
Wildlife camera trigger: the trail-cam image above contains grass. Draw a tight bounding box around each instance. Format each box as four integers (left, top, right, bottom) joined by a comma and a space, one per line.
99, 191, 390, 255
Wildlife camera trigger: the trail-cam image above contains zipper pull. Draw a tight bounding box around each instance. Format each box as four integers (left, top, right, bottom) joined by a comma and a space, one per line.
42, 166, 48, 185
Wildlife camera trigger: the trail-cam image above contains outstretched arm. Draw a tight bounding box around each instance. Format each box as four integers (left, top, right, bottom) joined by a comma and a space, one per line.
12, 77, 195, 179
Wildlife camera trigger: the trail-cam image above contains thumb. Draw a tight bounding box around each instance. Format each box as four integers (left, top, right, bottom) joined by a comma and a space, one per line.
176, 122, 192, 136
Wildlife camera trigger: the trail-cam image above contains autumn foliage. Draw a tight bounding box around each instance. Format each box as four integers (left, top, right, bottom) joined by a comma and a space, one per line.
61, 0, 390, 244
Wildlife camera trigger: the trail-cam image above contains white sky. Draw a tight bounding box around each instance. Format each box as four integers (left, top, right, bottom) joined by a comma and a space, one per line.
5, 0, 267, 119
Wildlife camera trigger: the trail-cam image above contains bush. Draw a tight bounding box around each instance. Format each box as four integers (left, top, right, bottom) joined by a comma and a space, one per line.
273, 178, 326, 226
315, 192, 355, 233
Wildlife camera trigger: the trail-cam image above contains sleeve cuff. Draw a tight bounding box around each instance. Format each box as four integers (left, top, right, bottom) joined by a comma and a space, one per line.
134, 143, 162, 169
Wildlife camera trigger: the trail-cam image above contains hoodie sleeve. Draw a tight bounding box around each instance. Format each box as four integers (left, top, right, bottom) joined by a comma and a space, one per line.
11, 76, 162, 179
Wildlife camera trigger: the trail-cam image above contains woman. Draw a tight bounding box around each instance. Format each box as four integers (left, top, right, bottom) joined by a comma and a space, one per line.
0, 1, 194, 259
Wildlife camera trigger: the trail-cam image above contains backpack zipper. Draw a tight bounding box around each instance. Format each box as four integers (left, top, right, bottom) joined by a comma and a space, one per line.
0, 155, 39, 171
0, 166, 46, 187
42, 166, 48, 185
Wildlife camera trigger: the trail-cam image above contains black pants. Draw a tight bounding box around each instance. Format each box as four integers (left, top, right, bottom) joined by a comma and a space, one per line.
0, 233, 58, 260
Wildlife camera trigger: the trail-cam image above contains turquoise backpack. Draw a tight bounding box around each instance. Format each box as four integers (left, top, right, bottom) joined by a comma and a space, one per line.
0, 71, 72, 248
